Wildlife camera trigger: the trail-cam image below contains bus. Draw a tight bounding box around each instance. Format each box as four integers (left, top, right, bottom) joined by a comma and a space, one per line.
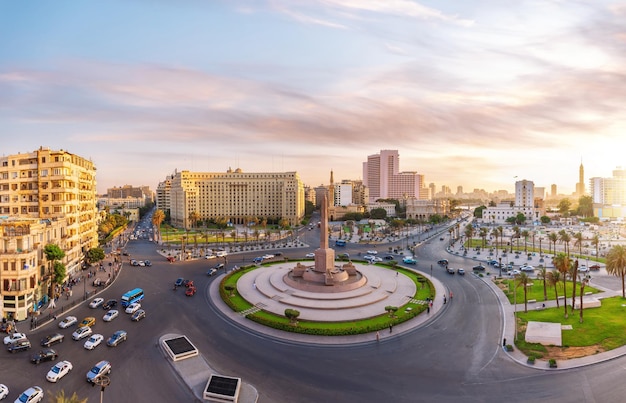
121, 288, 144, 307
335, 239, 346, 247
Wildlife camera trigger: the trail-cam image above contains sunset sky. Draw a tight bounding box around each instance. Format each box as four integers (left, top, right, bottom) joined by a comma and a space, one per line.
2, 1, 625, 195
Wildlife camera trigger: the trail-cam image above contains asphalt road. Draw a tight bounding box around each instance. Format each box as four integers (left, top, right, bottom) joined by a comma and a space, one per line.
4, 219, 626, 402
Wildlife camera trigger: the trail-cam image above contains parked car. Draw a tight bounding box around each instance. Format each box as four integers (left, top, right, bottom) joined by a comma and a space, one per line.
46, 360, 73, 383
144, 260, 152, 267
89, 298, 104, 309
131, 309, 146, 322
83, 334, 104, 350
14, 386, 43, 403
86, 360, 111, 383
305, 253, 315, 258
7, 339, 31, 353
4, 332, 27, 345
31, 348, 58, 364
402, 257, 417, 265
174, 278, 185, 287
0, 384, 7, 400
72, 326, 93, 341
80, 317, 96, 327
106, 330, 127, 347
102, 299, 117, 310
472, 265, 486, 271
125, 303, 141, 314
185, 286, 197, 296
103, 310, 119, 322
40, 333, 64, 347
58, 316, 77, 329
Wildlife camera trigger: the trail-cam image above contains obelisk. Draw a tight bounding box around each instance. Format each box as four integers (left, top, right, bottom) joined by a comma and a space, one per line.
314, 194, 335, 277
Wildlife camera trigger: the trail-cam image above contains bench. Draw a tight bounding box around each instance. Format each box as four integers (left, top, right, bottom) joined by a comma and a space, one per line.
585, 292, 592, 296
528, 299, 536, 304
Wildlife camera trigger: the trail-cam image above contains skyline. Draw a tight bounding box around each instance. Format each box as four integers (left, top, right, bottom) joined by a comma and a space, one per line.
2, 1, 626, 194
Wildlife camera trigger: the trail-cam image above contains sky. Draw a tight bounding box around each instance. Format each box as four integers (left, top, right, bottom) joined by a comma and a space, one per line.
1, 0, 626, 195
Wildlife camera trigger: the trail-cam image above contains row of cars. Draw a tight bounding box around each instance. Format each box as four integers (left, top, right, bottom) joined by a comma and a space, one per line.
174, 278, 197, 296
130, 259, 152, 267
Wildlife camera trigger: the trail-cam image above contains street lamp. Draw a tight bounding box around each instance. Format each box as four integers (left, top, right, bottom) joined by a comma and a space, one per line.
499, 257, 502, 278
82, 275, 86, 301
93, 375, 110, 403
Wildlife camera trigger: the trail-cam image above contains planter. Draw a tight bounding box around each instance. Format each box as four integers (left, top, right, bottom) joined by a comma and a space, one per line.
549, 359, 557, 368
505, 344, 514, 352
527, 356, 536, 365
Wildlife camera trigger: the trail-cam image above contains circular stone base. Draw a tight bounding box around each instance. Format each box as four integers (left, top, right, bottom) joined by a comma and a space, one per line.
283, 267, 367, 293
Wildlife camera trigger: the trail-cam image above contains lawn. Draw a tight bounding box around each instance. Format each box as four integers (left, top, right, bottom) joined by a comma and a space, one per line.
496, 278, 600, 305
516, 296, 626, 357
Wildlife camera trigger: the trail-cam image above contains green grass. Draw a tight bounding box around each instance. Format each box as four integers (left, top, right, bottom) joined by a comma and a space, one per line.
496, 278, 600, 304
220, 262, 435, 335
516, 296, 626, 356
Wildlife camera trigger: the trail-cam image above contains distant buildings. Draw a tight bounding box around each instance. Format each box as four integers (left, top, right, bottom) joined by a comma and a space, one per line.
162, 168, 305, 228
0, 147, 98, 320
590, 167, 626, 219
482, 179, 543, 224
362, 150, 427, 203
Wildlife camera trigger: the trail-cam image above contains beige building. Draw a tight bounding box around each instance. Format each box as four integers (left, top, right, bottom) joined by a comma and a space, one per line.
169, 168, 305, 228
405, 198, 450, 221
156, 173, 174, 213
0, 147, 98, 319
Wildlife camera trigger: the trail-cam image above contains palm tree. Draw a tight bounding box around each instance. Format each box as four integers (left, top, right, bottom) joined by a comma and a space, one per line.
491, 228, 499, 255
253, 229, 260, 246
512, 226, 520, 252
591, 233, 600, 260
537, 266, 548, 301
553, 252, 571, 318
516, 272, 531, 313
570, 259, 578, 311
559, 230, 571, 256
152, 209, 165, 243
479, 227, 488, 249
548, 233, 558, 255
464, 224, 474, 247
606, 245, 626, 297
573, 232, 583, 259
547, 270, 561, 308
521, 230, 529, 253
579, 274, 589, 323
188, 211, 201, 230
49, 390, 88, 403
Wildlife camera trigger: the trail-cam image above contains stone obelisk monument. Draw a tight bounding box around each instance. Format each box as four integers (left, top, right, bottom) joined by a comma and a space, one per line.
314, 194, 335, 279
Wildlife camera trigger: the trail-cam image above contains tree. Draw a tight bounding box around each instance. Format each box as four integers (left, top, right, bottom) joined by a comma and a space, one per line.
188, 211, 201, 229
547, 270, 561, 308
577, 195, 593, 218
85, 248, 105, 265
44, 244, 66, 298
591, 233, 600, 259
474, 206, 486, 218
579, 274, 589, 323
284, 308, 300, 325
464, 224, 474, 245
53, 261, 66, 285
48, 390, 88, 403
570, 259, 578, 312
559, 230, 571, 256
152, 209, 166, 243
573, 232, 583, 258
540, 216, 551, 224
558, 198, 572, 215
224, 284, 236, 297
479, 227, 488, 249
537, 266, 548, 301
548, 233, 558, 255
384, 306, 398, 317
516, 272, 531, 313
370, 208, 387, 219
606, 245, 626, 298
521, 230, 529, 253
553, 253, 570, 318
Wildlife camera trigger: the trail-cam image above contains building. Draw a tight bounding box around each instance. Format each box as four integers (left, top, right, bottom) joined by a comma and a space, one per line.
405, 198, 450, 221
169, 168, 305, 228
482, 179, 540, 224
362, 150, 426, 203
334, 183, 353, 207
156, 173, 174, 213
590, 167, 626, 219
0, 147, 98, 319
576, 161, 585, 197
107, 185, 153, 203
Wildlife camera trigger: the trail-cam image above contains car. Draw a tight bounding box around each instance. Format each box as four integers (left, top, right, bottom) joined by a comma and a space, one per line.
446, 267, 455, 274
402, 257, 417, 265
144, 260, 152, 267
0, 384, 7, 400
366, 250, 378, 255
174, 278, 185, 287
252, 257, 263, 263
72, 326, 93, 341
46, 360, 73, 383
510, 269, 521, 276
578, 265, 589, 273
167, 256, 176, 262
521, 265, 535, 272
83, 334, 104, 350
131, 309, 146, 321
274, 252, 283, 257
86, 360, 111, 383
439, 237, 444, 241
184, 280, 194, 288
472, 265, 486, 271
58, 316, 77, 329
458, 268, 465, 275
4, 332, 27, 345
438, 259, 449, 265
89, 298, 104, 309
40, 333, 64, 347
305, 253, 315, 258
106, 330, 127, 347
138, 260, 145, 266
31, 348, 58, 364
130, 260, 139, 266
372, 256, 383, 262
102, 299, 117, 310
185, 286, 197, 296
363, 255, 374, 262
212, 263, 225, 271
7, 339, 31, 353
14, 386, 43, 403
590, 264, 601, 271
80, 317, 96, 327
103, 310, 119, 322
125, 303, 141, 314
383, 255, 394, 260
207, 268, 217, 276
262, 254, 274, 260
205, 254, 217, 259
339, 253, 350, 259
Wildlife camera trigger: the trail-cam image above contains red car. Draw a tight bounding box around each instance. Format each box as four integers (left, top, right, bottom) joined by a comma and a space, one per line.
185, 286, 196, 296
166, 256, 176, 263
589, 264, 601, 271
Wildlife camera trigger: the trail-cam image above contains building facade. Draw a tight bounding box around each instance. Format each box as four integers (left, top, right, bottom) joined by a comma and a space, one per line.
169, 168, 305, 228
590, 167, 626, 219
363, 150, 426, 203
0, 147, 98, 319
405, 198, 450, 221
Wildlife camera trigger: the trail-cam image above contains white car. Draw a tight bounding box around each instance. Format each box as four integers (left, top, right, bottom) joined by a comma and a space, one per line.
262, 254, 274, 260
205, 255, 216, 259
125, 303, 141, 314
510, 270, 521, 276
46, 360, 73, 382
83, 334, 104, 350
103, 310, 119, 322
578, 265, 589, 273
3, 332, 26, 345
366, 250, 378, 255
14, 386, 43, 403
0, 384, 7, 400
89, 298, 105, 309
372, 256, 383, 262
520, 265, 535, 272
363, 255, 374, 261
72, 326, 93, 341
58, 316, 77, 329
305, 253, 315, 258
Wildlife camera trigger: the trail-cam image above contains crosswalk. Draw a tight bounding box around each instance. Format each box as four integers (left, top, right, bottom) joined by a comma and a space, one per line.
240, 303, 267, 316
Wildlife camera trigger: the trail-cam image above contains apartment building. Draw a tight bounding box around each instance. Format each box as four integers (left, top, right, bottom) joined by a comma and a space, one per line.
168, 168, 305, 228
0, 147, 98, 319
363, 150, 427, 203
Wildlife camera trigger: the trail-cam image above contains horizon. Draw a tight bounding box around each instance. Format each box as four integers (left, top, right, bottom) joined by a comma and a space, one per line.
2, 1, 626, 194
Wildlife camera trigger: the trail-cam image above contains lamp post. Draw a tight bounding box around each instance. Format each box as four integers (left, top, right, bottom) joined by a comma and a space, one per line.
82, 275, 86, 301
93, 375, 110, 403
499, 257, 502, 278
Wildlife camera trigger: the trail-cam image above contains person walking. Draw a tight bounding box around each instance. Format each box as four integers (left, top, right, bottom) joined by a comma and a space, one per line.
389, 324, 393, 333
376, 331, 380, 342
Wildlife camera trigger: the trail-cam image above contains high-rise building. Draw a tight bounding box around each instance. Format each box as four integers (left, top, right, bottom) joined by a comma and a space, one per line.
362, 150, 426, 203
590, 167, 626, 207
169, 168, 305, 228
576, 161, 585, 196
156, 173, 174, 213
107, 185, 153, 203
0, 147, 98, 319
551, 184, 557, 198
515, 179, 534, 207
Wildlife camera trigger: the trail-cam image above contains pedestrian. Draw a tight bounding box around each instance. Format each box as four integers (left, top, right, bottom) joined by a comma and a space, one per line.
30, 317, 33, 330
503, 338, 507, 347
376, 331, 380, 342
427, 306, 430, 314
450, 291, 454, 300
443, 295, 447, 304
389, 324, 393, 333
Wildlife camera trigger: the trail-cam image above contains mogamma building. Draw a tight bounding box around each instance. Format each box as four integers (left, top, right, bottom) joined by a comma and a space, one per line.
0, 147, 98, 319
169, 168, 305, 228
